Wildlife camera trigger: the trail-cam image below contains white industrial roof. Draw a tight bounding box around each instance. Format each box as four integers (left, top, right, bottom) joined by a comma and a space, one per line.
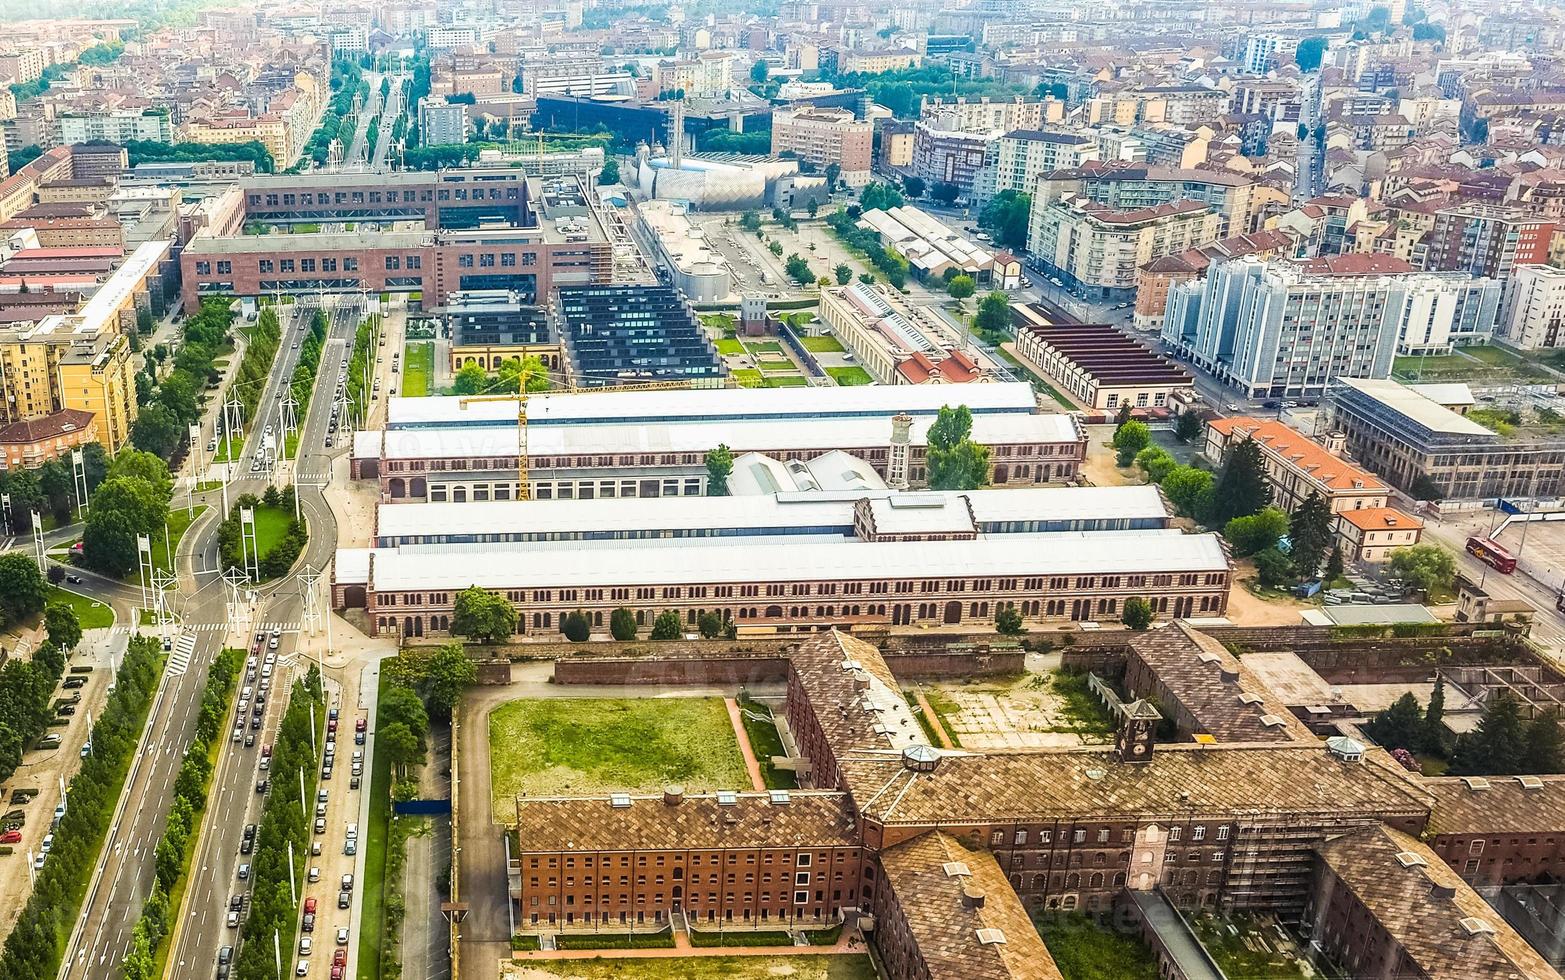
349, 529, 1228, 590
370, 485, 1170, 541
384, 381, 1038, 429
864, 495, 976, 535
728, 450, 886, 495
1337, 378, 1492, 437
1405, 382, 1476, 408
369, 412, 1079, 461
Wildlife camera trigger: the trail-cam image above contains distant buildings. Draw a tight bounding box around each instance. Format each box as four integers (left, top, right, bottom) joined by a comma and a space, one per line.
817, 281, 991, 385
1425, 204, 1554, 280
418, 97, 468, 146
1029, 196, 1222, 301
59, 109, 173, 145
977, 129, 1099, 204
770, 106, 873, 187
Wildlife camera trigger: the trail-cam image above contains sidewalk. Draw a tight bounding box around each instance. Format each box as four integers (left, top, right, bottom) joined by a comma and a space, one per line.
512, 928, 860, 962
724, 697, 766, 792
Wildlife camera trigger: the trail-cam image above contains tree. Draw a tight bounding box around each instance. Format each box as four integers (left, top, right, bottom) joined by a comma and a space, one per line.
1296, 36, 1327, 71
902, 175, 926, 198
1387, 544, 1456, 597
1324, 544, 1344, 582
977, 189, 1031, 250
824, 162, 840, 191
1174, 411, 1203, 443
1288, 493, 1335, 579
378, 721, 421, 772
785, 253, 813, 285
1525, 714, 1565, 774
975, 291, 1011, 336
0, 553, 47, 627
1423, 677, 1448, 755
767, 239, 784, 257
1411, 21, 1445, 42
379, 684, 428, 744
858, 273, 875, 285
1451, 693, 1528, 776
107, 450, 173, 500
610, 607, 638, 641
44, 604, 81, 652
1408, 473, 1441, 501
834, 263, 853, 286
1254, 546, 1293, 587
750, 59, 768, 84
926, 405, 991, 491
1225, 507, 1290, 556
946, 274, 975, 301
705, 444, 733, 496
697, 610, 725, 639
1112, 420, 1150, 466
1122, 597, 1153, 630
422, 642, 477, 720
930, 182, 961, 205
130, 404, 182, 459
1135, 446, 1177, 483
739, 211, 762, 232
1211, 438, 1272, 523
995, 606, 1024, 636
649, 610, 682, 640
1160, 466, 1214, 521
561, 610, 590, 642
1365, 692, 1426, 753
599, 158, 621, 186
451, 363, 487, 395
82, 507, 138, 576
450, 586, 517, 643
859, 182, 905, 212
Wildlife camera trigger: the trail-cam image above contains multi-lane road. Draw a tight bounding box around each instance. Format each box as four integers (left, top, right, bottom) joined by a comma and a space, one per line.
61, 301, 354, 979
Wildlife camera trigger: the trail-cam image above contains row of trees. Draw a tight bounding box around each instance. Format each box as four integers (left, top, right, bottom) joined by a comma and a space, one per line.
232, 670, 324, 979
343, 313, 378, 422
0, 449, 105, 534
0, 635, 164, 980
382, 642, 474, 723
0, 591, 78, 785
129, 297, 238, 462
216, 489, 307, 580
124, 139, 274, 173
284, 310, 329, 442
1368, 683, 1562, 775
80, 450, 175, 578
301, 58, 367, 167
446, 583, 742, 644
451, 353, 550, 396
121, 648, 243, 980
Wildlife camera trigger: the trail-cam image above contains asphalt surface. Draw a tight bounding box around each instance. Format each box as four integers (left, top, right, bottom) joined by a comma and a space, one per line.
60, 302, 351, 980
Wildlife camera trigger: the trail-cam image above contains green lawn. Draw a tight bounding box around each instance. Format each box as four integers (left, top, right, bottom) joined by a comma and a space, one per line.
800, 334, 845, 353
743, 341, 784, 355
46, 586, 114, 630
556, 931, 675, 950
1395, 344, 1550, 381
250, 503, 293, 559
1188, 915, 1317, 979
357, 672, 395, 980
756, 359, 795, 372
764, 375, 809, 387
700, 313, 736, 333
715, 338, 745, 356
149, 506, 206, 576
212, 433, 243, 464
735, 696, 796, 790
1035, 913, 1160, 980
732, 369, 764, 388
508, 956, 878, 980
487, 698, 750, 822
826, 366, 874, 386
402, 341, 433, 397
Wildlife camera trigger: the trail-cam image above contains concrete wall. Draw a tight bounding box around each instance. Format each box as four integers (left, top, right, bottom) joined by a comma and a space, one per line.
550, 647, 1025, 687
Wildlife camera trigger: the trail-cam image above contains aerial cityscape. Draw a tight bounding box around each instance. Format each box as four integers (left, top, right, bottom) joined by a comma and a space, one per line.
0, 0, 1562, 978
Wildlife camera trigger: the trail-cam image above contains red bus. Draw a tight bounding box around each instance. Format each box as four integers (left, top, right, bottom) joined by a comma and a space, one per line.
1466, 536, 1517, 574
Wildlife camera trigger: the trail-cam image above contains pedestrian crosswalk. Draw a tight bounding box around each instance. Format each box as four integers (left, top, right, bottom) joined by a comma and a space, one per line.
183, 620, 303, 634
166, 632, 197, 677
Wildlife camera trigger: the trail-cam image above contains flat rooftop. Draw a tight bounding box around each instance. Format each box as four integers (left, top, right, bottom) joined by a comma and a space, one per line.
383, 380, 1041, 429
342, 528, 1231, 591
185, 229, 430, 254
1334, 378, 1493, 438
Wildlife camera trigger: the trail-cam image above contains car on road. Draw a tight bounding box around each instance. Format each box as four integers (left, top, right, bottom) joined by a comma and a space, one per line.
227, 909, 239, 928
338, 891, 350, 909
350, 775, 360, 790
344, 839, 356, 856
232, 727, 243, 743
299, 937, 312, 956
295, 962, 308, 977
311, 840, 322, 856
256, 778, 269, 794
32, 854, 44, 871
65, 574, 82, 584
244, 733, 255, 748
314, 817, 326, 834
302, 913, 315, 933
308, 866, 320, 882
237, 863, 249, 880
304, 897, 317, 914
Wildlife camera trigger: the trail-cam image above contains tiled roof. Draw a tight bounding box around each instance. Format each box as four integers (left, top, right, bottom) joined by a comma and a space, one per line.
1207, 417, 1387, 494
1127, 622, 1315, 743
1423, 774, 1565, 836
789, 630, 926, 758
841, 743, 1432, 826
0, 408, 94, 445
1337, 507, 1422, 532
879, 833, 1064, 980
1317, 825, 1563, 980
512, 790, 861, 850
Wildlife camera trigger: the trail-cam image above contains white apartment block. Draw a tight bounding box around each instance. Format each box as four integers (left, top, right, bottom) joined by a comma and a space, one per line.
60, 109, 174, 145
978, 129, 1098, 203
920, 96, 1051, 133
1500, 264, 1565, 349
1243, 33, 1283, 74
1028, 195, 1222, 299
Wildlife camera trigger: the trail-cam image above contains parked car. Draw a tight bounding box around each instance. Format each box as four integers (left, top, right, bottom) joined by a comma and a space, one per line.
303, 897, 317, 914
0, 830, 21, 844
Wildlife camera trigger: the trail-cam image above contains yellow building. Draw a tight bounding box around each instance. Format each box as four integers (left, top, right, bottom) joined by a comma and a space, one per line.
183, 114, 291, 169
56, 331, 136, 452
0, 318, 138, 452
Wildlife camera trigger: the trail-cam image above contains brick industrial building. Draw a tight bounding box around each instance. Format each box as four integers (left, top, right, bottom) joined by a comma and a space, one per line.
504, 628, 1564, 978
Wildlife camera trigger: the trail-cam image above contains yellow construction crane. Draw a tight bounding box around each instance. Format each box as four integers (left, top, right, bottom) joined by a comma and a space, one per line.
459, 375, 717, 501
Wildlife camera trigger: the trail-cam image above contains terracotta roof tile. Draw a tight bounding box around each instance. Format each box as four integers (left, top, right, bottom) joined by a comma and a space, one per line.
1424, 774, 1565, 836
513, 790, 861, 850
1207, 417, 1387, 494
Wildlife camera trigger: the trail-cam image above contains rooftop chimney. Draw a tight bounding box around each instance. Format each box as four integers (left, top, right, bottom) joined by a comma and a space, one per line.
961, 884, 986, 910
1218, 668, 1241, 684
663, 785, 684, 806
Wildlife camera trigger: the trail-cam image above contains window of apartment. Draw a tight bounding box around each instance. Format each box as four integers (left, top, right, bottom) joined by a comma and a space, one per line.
195, 261, 211, 276
301, 258, 316, 272
1192, 826, 1206, 842
216, 260, 231, 275
1014, 830, 1027, 846
458, 255, 474, 268
386, 256, 401, 270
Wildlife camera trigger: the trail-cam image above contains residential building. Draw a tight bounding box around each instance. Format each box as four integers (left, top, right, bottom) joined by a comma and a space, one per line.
0, 407, 97, 469
1011, 308, 1192, 411
979, 129, 1098, 203
910, 122, 998, 199
1028, 195, 1222, 300
1327, 377, 1565, 499
418, 97, 468, 146
1425, 203, 1554, 280
1132, 229, 1293, 332
1334, 507, 1424, 563
0, 319, 136, 451
817, 281, 991, 385
837, 49, 922, 74
1034, 163, 1261, 238
770, 106, 873, 187
1243, 33, 1284, 74
920, 96, 1053, 133
59, 109, 173, 146
1163, 257, 1502, 398
1499, 264, 1565, 349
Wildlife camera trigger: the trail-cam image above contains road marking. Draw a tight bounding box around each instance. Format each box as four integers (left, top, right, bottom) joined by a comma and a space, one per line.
166, 631, 198, 677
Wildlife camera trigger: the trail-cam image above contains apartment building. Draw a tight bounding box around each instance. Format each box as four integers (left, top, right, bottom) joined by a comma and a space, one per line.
59, 109, 173, 146
1028, 195, 1222, 300
1035, 163, 1261, 237
0, 319, 136, 451
920, 96, 1053, 133
1425, 203, 1554, 280
770, 106, 873, 187
418, 97, 468, 146
910, 122, 997, 198
978, 129, 1098, 203
1499, 264, 1565, 349
837, 49, 922, 73
1163, 257, 1501, 397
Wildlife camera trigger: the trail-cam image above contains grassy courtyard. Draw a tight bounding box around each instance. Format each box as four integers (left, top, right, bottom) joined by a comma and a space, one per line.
402, 341, 434, 396
150, 506, 206, 576
249, 502, 294, 558
799, 334, 845, 353
488, 697, 750, 822
504, 956, 878, 980
46, 586, 114, 630
1034, 913, 1160, 980
826, 366, 874, 386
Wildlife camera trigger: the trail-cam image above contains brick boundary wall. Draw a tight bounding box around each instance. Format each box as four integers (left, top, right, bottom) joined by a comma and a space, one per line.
550, 648, 1026, 687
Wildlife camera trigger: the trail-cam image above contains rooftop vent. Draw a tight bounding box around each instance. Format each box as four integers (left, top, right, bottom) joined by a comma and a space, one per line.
663, 786, 684, 806
1238, 693, 1265, 705
1458, 917, 1496, 937
1218, 668, 1241, 684
1393, 851, 1427, 869
1430, 883, 1457, 900
1085, 768, 1106, 780
1259, 714, 1287, 728
961, 884, 986, 910
609, 793, 632, 808
1516, 776, 1545, 791
716, 791, 738, 806
1326, 736, 1365, 764
1197, 652, 1222, 665
1461, 777, 1491, 791
942, 862, 972, 878
975, 928, 1006, 945
768, 789, 791, 805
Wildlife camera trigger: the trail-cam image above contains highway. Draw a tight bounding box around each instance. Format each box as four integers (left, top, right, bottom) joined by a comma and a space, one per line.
61, 302, 350, 980
372, 75, 403, 168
